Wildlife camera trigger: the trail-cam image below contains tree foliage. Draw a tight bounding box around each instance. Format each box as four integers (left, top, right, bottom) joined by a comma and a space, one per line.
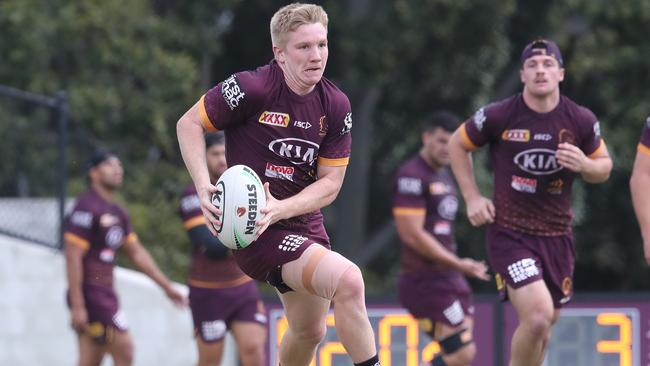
1, 0, 647, 292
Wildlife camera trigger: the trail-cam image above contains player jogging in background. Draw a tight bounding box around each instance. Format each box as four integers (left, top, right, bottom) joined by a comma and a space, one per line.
448, 39, 613, 366
179, 132, 267, 366
393, 111, 489, 366
177, 3, 381, 366
64, 150, 186, 366
631, 116, 650, 265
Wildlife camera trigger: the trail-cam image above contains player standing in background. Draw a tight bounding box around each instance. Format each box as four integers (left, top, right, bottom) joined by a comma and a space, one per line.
631, 117, 650, 265
393, 111, 489, 366
179, 132, 267, 366
64, 151, 186, 366
448, 39, 612, 365
176, 3, 381, 366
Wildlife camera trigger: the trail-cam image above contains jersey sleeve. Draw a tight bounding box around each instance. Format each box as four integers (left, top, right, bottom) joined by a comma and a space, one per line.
64, 201, 94, 250
639, 117, 650, 156
576, 107, 604, 158
317, 93, 352, 167
118, 207, 138, 246
179, 190, 205, 230
198, 70, 267, 132
392, 167, 426, 216
460, 104, 503, 150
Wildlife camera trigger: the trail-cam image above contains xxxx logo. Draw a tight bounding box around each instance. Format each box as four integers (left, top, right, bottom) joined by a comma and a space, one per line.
259, 111, 290, 127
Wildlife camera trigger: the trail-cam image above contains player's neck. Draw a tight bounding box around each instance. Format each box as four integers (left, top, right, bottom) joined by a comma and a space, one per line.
92, 183, 115, 202
279, 65, 316, 96
419, 150, 442, 171
522, 88, 561, 113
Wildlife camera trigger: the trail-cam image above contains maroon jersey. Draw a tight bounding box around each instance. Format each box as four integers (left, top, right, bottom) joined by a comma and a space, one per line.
199, 60, 352, 229
179, 184, 251, 287
460, 94, 605, 236
639, 116, 650, 156
64, 189, 136, 287
392, 155, 460, 275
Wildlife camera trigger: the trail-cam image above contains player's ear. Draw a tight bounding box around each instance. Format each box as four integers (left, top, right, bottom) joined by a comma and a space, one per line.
558, 67, 565, 82
273, 45, 285, 63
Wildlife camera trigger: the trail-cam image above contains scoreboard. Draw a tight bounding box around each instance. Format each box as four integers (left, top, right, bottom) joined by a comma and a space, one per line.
267, 295, 650, 366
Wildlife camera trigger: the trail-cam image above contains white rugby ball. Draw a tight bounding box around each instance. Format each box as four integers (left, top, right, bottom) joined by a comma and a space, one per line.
211, 165, 266, 250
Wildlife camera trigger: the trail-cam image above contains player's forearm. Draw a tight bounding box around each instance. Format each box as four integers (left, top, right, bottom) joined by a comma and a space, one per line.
581, 156, 612, 183
64, 246, 85, 308
449, 133, 482, 200
177, 114, 211, 190
278, 172, 342, 219
130, 248, 173, 291
631, 168, 650, 244
402, 229, 462, 270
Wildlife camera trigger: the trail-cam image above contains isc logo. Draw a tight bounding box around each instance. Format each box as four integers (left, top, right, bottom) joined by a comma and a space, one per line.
259, 111, 290, 127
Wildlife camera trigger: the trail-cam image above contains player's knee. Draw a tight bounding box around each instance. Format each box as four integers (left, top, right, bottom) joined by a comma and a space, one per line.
437, 328, 474, 366
334, 265, 365, 303
292, 323, 327, 346
447, 341, 476, 365
238, 340, 265, 359
522, 310, 553, 337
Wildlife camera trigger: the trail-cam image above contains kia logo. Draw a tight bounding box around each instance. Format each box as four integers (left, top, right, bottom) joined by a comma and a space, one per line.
513, 148, 562, 175
268, 138, 319, 165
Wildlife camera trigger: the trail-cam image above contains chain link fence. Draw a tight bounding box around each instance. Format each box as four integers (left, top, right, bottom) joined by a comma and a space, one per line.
0, 85, 68, 248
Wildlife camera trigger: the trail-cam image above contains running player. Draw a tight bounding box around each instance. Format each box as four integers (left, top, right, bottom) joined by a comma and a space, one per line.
64, 151, 186, 366
393, 111, 489, 366
176, 4, 380, 366
179, 132, 267, 366
448, 39, 613, 366
631, 116, 650, 265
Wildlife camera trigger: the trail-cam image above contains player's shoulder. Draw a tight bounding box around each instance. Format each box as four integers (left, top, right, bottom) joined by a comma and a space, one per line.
72, 189, 102, 212
471, 95, 518, 125
396, 155, 427, 178
319, 76, 351, 111
560, 95, 597, 123
221, 62, 278, 104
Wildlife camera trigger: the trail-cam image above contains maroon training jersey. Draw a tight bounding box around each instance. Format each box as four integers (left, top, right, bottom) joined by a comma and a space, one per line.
460, 94, 605, 236
392, 155, 460, 275
639, 116, 650, 156
179, 184, 251, 288
64, 189, 136, 287
198, 60, 352, 229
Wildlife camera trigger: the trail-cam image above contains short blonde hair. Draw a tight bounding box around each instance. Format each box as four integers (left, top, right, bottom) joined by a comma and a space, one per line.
270, 3, 328, 47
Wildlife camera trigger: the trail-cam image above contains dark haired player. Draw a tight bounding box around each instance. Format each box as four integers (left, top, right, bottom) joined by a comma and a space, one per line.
65, 151, 186, 366
393, 111, 489, 366
449, 39, 612, 365
177, 3, 381, 366
179, 132, 267, 366
631, 117, 650, 265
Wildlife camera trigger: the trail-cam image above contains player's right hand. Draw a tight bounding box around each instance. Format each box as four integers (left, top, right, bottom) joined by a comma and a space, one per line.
459, 258, 491, 281
466, 195, 495, 227
197, 183, 221, 236
70, 307, 88, 332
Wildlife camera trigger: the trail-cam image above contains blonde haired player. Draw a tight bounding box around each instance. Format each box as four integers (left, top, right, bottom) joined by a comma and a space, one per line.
177, 4, 380, 366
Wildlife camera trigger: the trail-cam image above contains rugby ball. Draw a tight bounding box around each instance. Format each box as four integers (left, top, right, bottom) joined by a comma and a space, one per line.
211, 165, 266, 250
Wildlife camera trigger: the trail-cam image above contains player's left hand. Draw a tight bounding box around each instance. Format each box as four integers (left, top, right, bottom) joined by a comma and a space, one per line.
556, 142, 588, 173
256, 182, 283, 239
165, 285, 188, 308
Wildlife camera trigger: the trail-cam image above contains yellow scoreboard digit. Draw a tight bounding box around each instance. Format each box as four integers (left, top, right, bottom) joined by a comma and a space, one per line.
269, 308, 440, 366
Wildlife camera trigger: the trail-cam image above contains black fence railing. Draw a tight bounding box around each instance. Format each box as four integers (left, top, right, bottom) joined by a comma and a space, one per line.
0, 85, 68, 249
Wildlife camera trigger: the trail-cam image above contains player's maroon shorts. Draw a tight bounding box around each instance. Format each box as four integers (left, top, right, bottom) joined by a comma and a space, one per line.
233, 220, 330, 291
189, 280, 267, 343
66, 284, 128, 343
486, 224, 575, 308
398, 271, 474, 337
